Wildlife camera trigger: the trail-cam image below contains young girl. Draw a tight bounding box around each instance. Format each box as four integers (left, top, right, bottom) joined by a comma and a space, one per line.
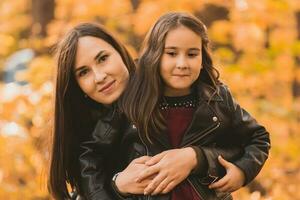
120, 12, 270, 199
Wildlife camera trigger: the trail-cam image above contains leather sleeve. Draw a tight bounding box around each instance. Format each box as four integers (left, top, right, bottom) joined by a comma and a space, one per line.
78, 109, 124, 200
190, 145, 243, 185
221, 85, 271, 185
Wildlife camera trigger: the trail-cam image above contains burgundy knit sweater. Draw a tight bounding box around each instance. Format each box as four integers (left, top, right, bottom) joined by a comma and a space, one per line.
161, 94, 202, 200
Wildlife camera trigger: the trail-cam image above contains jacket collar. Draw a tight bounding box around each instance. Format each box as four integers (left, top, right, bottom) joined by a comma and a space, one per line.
196, 81, 223, 102
90, 103, 117, 122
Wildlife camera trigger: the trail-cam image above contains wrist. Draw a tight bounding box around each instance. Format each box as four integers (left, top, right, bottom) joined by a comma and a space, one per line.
184, 147, 198, 171
114, 172, 129, 196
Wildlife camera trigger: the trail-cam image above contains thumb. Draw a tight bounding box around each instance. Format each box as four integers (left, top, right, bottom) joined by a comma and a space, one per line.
218, 155, 231, 169
145, 151, 167, 166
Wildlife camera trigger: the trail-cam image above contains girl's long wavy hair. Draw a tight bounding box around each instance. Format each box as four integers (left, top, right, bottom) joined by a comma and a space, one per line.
48, 23, 135, 199
120, 12, 220, 143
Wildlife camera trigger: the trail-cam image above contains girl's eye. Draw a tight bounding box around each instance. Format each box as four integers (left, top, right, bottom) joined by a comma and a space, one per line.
97, 54, 109, 63
78, 68, 90, 77
166, 51, 177, 57
188, 52, 199, 57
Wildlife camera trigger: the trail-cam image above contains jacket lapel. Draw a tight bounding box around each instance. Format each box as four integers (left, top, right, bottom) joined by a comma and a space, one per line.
180, 82, 223, 146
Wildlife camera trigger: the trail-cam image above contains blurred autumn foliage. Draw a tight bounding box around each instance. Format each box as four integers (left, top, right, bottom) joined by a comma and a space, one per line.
0, 0, 299, 199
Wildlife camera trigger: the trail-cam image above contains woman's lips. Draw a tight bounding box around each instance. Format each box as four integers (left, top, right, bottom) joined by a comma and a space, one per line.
99, 80, 116, 93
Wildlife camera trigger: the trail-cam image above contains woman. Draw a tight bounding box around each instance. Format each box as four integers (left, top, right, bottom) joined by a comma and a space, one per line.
48, 22, 137, 199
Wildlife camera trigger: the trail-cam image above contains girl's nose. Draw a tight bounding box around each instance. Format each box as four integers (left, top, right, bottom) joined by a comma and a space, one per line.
176, 55, 188, 69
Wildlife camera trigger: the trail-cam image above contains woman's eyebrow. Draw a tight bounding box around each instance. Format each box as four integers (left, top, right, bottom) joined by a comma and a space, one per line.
94, 50, 106, 61
74, 50, 107, 73
74, 65, 86, 73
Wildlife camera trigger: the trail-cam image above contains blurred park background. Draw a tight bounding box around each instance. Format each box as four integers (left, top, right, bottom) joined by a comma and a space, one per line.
0, 0, 299, 199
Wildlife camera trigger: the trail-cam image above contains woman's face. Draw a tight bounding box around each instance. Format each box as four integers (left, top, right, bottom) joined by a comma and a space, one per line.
74, 36, 129, 105
160, 26, 203, 97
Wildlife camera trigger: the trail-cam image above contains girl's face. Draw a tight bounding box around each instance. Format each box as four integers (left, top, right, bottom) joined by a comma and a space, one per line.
74, 36, 129, 105
160, 26, 203, 97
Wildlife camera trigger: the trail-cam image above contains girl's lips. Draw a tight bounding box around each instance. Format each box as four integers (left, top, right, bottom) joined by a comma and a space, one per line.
99, 80, 116, 93
173, 74, 189, 77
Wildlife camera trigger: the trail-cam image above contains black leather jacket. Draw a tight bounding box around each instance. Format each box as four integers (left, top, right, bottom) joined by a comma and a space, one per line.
77, 82, 270, 200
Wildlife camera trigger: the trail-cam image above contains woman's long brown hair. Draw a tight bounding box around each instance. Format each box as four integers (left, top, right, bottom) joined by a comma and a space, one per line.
49, 23, 135, 199
120, 12, 220, 143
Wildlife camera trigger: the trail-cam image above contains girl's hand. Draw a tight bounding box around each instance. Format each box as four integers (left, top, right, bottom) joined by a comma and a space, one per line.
116, 156, 153, 195
136, 147, 197, 195
208, 156, 245, 193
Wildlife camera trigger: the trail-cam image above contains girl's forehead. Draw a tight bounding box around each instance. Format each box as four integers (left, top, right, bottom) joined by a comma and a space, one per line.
164, 26, 202, 46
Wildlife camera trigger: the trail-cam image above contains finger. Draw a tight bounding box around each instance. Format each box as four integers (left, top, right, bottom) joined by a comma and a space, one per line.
150, 177, 171, 195
216, 184, 233, 193
162, 181, 176, 194
139, 179, 153, 188
228, 185, 239, 193
145, 151, 168, 166
144, 173, 168, 195
139, 181, 150, 187
133, 156, 152, 164
218, 155, 232, 169
136, 165, 160, 182
209, 176, 229, 189
128, 179, 154, 194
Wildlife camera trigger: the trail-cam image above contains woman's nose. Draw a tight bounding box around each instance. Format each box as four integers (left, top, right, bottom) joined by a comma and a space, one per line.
93, 69, 107, 84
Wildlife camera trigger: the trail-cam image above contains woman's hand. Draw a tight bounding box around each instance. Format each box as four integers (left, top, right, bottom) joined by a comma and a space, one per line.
208, 156, 245, 193
136, 147, 197, 195
116, 156, 153, 195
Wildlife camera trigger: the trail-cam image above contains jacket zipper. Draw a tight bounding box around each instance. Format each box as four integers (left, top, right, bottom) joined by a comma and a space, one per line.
187, 178, 205, 199
188, 178, 231, 200
136, 126, 150, 200
182, 122, 220, 147
183, 122, 220, 200
138, 120, 220, 200
133, 124, 149, 156
138, 132, 149, 156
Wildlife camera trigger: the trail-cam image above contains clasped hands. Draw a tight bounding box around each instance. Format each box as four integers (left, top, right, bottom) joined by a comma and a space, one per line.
115, 148, 245, 196
115, 147, 197, 196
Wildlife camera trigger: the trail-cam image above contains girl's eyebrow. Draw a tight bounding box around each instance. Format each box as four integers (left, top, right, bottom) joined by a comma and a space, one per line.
189, 48, 201, 51
164, 46, 201, 51
164, 46, 177, 49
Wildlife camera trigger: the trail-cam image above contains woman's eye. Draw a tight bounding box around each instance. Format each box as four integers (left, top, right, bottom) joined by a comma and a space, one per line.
97, 54, 109, 63
78, 69, 89, 77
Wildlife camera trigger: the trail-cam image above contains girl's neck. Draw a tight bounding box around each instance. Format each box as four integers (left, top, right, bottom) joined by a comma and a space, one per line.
163, 87, 191, 97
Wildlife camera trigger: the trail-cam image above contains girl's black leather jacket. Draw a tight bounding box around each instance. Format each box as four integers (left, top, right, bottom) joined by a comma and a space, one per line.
77, 82, 270, 200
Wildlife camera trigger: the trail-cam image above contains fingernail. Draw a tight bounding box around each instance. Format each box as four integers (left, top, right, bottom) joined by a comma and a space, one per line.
145, 161, 151, 165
